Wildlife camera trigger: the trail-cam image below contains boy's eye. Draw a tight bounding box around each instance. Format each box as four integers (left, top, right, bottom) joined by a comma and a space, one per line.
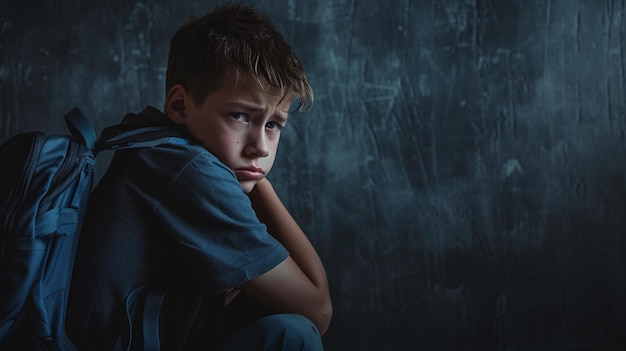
230, 112, 247, 121
266, 121, 283, 130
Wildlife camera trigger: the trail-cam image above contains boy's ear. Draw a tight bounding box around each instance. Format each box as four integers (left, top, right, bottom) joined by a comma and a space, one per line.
165, 84, 187, 125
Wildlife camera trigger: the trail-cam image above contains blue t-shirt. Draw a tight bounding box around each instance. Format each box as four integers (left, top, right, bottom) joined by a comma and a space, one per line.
67, 108, 288, 350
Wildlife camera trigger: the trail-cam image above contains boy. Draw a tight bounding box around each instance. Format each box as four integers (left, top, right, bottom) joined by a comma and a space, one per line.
66, 3, 332, 350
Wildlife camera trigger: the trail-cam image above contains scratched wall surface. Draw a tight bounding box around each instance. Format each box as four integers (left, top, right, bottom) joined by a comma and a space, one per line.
2, 0, 626, 350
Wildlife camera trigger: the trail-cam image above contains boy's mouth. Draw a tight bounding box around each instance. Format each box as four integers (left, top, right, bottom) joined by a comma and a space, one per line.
234, 166, 265, 180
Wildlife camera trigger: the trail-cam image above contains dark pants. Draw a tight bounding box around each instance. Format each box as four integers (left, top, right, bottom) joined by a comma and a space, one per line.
215, 292, 323, 350
215, 314, 323, 351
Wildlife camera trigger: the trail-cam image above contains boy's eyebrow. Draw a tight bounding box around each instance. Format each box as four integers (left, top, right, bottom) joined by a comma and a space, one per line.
225, 101, 289, 122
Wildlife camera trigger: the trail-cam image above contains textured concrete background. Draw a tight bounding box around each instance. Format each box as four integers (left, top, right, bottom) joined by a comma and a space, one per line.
2, 1, 626, 350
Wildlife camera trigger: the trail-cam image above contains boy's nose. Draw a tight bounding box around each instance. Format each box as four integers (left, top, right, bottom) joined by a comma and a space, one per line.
244, 131, 270, 157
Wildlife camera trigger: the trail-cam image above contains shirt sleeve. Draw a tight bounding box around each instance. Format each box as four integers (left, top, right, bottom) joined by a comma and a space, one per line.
153, 150, 288, 295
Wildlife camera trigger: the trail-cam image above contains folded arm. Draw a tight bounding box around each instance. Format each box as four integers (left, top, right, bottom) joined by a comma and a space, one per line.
241, 178, 332, 335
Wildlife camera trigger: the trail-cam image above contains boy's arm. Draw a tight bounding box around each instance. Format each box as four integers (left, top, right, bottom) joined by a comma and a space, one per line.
241, 178, 333, 335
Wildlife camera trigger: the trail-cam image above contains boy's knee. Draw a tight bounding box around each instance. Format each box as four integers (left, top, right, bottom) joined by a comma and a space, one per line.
259, 314, 323, 350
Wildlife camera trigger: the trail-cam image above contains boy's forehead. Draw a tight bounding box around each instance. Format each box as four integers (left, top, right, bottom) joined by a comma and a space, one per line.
210, 70, 294, 111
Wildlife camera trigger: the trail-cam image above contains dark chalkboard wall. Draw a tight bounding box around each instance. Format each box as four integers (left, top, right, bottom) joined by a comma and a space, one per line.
2, 0, 626, 350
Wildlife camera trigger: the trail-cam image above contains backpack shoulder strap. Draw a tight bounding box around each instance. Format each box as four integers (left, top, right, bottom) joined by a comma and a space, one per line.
94, 126, 191, 155
63, 107, 190, 155
124, 286, 166, 351
64, 107, 96, 149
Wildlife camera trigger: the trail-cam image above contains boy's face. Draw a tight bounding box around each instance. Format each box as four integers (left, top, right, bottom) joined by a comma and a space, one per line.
167, 74, 292, 193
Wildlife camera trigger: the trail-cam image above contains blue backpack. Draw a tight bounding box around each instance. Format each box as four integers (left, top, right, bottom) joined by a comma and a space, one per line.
0, 108, 186, 350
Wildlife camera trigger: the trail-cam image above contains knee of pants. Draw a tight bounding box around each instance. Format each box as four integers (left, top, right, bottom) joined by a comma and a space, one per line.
258, 314, 323, 350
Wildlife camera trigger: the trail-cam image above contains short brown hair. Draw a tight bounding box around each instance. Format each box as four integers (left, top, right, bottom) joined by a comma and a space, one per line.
166, 3, 313, 111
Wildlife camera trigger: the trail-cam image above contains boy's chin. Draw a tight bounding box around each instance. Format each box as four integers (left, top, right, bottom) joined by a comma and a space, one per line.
239, 180, 258, 194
